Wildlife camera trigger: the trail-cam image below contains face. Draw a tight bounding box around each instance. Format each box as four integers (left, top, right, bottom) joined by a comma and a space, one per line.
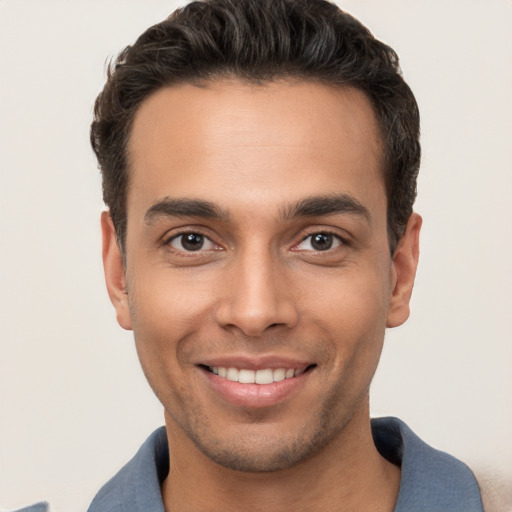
103, 80, 420, 472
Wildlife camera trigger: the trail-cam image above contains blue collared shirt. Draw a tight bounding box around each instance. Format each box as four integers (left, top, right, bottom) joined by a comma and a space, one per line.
86, 417, 483, 511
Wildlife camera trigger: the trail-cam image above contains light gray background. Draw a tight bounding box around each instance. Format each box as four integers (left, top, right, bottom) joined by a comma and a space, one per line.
1, 1, 511, 510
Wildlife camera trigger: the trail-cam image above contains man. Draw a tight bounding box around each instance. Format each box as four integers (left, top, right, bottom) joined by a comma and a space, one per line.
87, 0, 484, 510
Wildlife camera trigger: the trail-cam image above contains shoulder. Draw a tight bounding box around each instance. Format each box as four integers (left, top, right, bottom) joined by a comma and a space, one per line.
2, 504, 50, 512
372, 417, 484, 512
87, 427, 168, 512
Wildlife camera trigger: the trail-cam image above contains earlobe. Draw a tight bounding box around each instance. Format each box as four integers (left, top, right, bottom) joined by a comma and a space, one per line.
101, 211, 133, 331
387, 213, 422, 328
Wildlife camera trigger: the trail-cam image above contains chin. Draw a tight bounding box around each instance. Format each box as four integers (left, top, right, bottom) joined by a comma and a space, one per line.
185, 420, 338, 473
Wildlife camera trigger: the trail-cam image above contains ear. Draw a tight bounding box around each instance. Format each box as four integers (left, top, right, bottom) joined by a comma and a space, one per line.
387, 213, 422, 328
101, 211, 132, 330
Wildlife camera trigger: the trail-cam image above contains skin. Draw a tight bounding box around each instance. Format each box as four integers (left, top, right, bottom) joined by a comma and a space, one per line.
102, 80, 421, 511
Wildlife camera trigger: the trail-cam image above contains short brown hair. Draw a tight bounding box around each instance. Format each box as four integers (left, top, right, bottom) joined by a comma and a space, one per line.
91, 0, 420, 253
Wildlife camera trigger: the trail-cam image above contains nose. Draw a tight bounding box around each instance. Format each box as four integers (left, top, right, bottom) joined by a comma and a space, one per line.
214, 248, 299, 337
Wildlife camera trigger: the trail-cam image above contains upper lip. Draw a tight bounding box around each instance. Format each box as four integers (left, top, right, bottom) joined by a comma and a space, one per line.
197, 355, 314, 371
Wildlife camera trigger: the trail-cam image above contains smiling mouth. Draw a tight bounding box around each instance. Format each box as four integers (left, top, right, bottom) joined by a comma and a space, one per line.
202, 365, 316, 384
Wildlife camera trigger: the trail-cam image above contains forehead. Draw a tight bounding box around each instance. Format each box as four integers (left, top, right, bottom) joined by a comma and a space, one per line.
126, 80, 385, 220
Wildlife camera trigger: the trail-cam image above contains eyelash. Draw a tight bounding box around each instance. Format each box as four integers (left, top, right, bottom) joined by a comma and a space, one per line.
293, 230, 349, 253
163, 228, 349, 255
164, 229, 221, 254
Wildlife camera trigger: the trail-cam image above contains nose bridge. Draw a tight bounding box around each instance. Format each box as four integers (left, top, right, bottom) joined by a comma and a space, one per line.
215, 242, 298, 336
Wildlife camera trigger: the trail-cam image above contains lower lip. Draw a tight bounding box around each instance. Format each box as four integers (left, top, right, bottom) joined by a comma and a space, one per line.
201, 368, 310, 408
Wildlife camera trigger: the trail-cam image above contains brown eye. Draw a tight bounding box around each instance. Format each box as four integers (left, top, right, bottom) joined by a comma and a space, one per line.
297, 233, 342, 252
169, 233, 215, 252
311, 233, 333, 250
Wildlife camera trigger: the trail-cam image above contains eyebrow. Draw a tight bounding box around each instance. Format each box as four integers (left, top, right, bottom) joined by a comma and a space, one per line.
144, 197, 229, 224
144, 193, 370, 225
282, 194, 371, 223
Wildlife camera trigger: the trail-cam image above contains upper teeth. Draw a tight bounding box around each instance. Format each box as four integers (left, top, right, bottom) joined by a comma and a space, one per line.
210, 367, 304, 384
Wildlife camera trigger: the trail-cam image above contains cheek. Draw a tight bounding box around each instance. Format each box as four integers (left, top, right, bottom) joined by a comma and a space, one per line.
303, 263, 391, 330
127, 279, 207, 416
303, 264, 391, 375
126, 269, 217, 380
129, 266, 215, 332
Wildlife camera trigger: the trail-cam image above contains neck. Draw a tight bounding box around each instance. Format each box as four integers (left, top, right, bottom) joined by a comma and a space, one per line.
161, 400, 400, 512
